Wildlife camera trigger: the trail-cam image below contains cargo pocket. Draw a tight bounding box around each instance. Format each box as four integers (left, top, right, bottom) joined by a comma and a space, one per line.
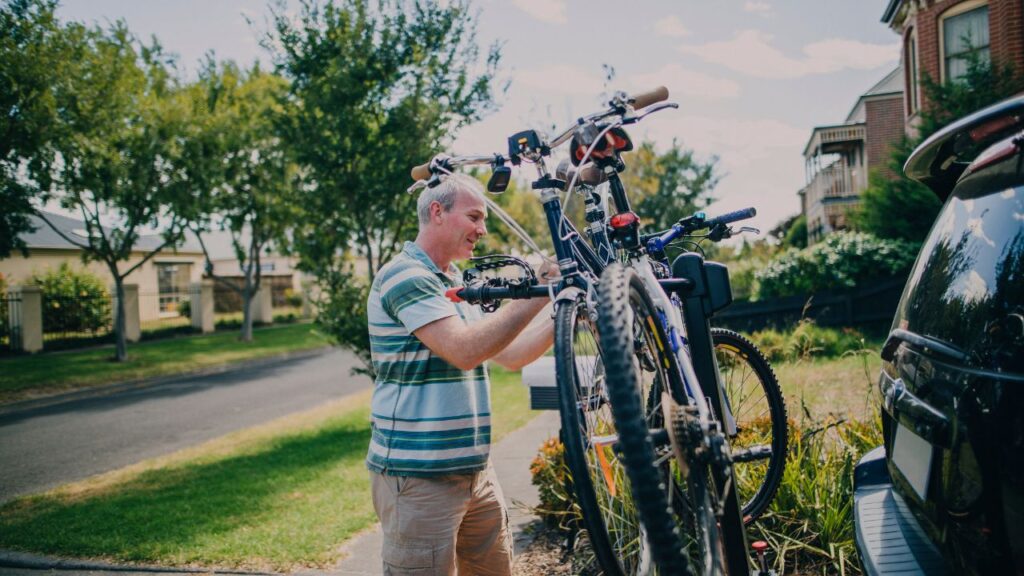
382, 543, 433, 574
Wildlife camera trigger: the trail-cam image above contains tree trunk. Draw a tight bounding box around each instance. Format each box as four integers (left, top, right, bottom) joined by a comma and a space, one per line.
112, 274, 128, 362
240, 274, 254, 343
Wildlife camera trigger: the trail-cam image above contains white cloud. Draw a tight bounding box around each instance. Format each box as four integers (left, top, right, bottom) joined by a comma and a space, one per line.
654, 15, 689, 38
743, 1, 771, 14
629, 64, 740, 100
516, 64, 605, 95
678, 30, 899, 79
512, 0, 566, 24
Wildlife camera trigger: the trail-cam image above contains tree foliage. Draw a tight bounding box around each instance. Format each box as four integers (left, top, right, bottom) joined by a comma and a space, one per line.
266, 0, 502, 375
0, 0, 71, 257
619, 140, 719, 232
29, 19, 198, 361
188, 60, 300, 341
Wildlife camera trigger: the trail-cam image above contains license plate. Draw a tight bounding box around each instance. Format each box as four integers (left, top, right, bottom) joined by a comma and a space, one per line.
892, 422, 932, 500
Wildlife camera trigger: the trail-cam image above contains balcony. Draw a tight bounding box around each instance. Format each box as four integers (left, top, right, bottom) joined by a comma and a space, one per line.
804, 123, 867, 157
804, 158, 866, 207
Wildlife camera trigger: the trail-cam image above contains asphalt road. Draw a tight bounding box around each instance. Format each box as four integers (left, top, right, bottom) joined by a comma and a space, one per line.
0, 348, 372, 503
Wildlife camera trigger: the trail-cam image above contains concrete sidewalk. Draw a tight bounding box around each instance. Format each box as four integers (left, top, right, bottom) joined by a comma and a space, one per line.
329, 410, 561, 576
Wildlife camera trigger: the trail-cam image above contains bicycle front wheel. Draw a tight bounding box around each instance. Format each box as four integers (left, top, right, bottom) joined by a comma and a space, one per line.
596, 263, 720, 576
555, 297, 644, 576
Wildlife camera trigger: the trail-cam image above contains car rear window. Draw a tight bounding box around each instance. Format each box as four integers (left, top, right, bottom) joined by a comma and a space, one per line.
894, 158, 1024, 374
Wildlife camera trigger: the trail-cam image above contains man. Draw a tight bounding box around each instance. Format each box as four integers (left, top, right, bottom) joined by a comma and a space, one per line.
366, 173, 553, 575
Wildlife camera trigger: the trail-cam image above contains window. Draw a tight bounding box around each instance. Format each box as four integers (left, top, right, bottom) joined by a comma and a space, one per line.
941, 3, 990, 83
156, 262, 191, 315
906, 30, 920, 114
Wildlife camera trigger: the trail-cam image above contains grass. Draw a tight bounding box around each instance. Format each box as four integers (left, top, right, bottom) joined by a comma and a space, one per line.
0, 322, 331, 405
774, 351, 882, 421
0, 365, 533, 570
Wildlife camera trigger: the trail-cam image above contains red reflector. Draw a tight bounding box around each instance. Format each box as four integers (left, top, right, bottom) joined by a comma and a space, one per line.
610, 212, 639, 228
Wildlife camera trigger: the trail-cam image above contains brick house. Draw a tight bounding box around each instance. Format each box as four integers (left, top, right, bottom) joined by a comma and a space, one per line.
882, 0, 1024, 132
800, 68, 905, 244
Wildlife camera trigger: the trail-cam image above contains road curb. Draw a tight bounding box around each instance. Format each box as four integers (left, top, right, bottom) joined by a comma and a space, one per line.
0, 548, 275, 574
0, 346, 335, 418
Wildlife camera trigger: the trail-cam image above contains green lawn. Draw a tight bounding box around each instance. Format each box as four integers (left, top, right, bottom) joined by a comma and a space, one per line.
0, 322, 332, 405
774, 351, 882, 421
0, 366, 533, 571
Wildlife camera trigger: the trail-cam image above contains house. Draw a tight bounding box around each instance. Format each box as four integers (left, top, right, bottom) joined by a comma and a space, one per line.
207, 254, 308, 312
0, 212, 205, 322
882, 0, 1024, 133
799, 67, 906, 244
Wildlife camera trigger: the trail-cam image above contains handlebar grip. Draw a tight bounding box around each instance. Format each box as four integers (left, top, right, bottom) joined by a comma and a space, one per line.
631, 86, 669, 110
411, 162, 432, 181
706, 207, 757, 227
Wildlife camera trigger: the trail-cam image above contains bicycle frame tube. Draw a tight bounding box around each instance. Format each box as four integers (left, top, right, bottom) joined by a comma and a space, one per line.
540, 188, 605, 280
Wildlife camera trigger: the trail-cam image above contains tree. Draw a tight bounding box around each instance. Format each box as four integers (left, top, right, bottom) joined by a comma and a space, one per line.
0, 0, 70, 257
769, 214, 807, 249
188, 60, 300, 342
854, 49, 1024, 242
33, 22, 197, 361
619, 140, 719, 232
265, 0, 502, 375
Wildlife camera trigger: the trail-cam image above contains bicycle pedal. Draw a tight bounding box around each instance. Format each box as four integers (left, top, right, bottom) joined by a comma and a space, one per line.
732, 444, 772, 463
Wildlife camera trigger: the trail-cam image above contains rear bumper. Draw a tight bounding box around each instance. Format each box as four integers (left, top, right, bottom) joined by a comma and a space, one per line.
854, 446, 948, 575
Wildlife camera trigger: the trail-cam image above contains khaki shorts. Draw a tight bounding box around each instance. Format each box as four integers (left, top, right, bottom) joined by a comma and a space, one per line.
370, 463, 513, 576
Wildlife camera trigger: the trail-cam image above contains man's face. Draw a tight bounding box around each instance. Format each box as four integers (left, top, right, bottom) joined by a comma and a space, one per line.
438, 189, 488, 261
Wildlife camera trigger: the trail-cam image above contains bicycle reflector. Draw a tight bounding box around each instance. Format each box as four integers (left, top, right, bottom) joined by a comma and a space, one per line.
609, 211, 639, 229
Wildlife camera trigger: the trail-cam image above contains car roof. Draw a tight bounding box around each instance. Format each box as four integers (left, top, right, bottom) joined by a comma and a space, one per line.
904, 95, 1024, 201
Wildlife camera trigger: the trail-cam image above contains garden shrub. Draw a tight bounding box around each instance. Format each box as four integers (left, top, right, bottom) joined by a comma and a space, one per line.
749, 320, 870, 363
755, 231, 918, 299
283, 288, 304, 308
178, 299, 191, 319
32, 263, 112, 334
529, 436, 576, 530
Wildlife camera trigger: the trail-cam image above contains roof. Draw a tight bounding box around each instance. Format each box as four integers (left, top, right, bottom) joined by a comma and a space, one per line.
845, 66, 904, 123
20, 211, 202, 254
881, 0, 903, 24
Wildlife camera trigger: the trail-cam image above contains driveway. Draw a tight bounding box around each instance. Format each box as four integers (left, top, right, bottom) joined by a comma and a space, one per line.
0, 348, 372, 503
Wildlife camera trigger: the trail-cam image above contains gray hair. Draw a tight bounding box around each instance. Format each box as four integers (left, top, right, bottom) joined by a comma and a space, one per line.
417, 173, 486, 227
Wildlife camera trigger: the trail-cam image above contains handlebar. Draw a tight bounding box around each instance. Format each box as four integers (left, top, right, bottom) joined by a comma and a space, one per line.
445, 284, 551, 305
705, 207, 756, 229
409, 154, 504, 182
631, 86, 670, 110
549, 85, 671, 149
644, 207, 758, 254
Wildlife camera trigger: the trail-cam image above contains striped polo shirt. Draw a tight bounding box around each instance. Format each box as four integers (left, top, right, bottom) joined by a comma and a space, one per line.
365, 241, 490, 476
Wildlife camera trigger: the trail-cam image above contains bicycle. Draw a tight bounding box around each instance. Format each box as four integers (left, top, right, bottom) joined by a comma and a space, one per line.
409, 87, 777, 574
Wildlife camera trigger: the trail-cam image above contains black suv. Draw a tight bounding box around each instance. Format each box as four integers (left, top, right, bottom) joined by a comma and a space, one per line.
854, 95, 1024, 575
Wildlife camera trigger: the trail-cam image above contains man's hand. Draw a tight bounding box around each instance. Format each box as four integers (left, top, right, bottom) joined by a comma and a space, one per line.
537, 259, 561, 283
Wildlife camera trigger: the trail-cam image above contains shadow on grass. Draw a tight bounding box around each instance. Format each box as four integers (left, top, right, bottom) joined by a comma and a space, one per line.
0, 412, 373, 565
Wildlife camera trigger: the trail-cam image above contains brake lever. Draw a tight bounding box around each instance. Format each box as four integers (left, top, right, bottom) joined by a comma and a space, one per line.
624, 101, 679, 124
737, 226, 760, 235
407, 180, 428, 194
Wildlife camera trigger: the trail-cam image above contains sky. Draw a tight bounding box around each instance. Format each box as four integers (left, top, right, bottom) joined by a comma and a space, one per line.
57, 0, 901, 247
